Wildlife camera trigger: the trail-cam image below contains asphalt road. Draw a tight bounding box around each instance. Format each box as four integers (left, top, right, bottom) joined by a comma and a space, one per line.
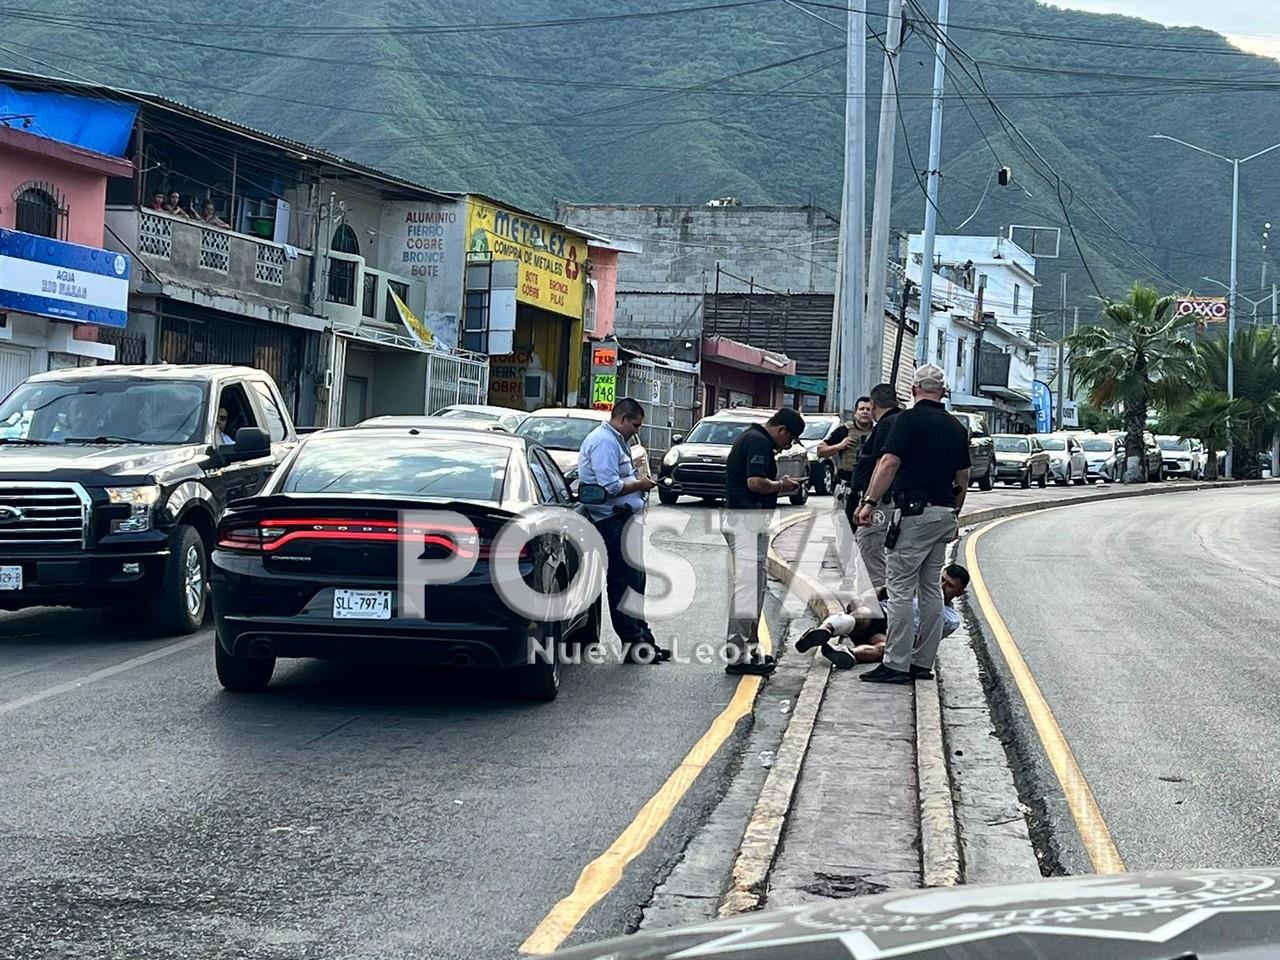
972, 485, 1280, 875
0, 503, 782, 960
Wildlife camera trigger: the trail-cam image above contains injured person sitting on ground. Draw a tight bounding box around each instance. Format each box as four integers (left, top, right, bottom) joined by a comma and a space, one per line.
794, 564, 970, 676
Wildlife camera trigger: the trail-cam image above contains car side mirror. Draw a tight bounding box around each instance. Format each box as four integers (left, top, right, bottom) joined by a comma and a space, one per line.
670, 434, 684, 445
227, 426, 270, 461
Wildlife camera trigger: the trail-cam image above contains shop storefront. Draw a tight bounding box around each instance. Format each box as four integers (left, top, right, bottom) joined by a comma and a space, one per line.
0, 229, 126, 396
463, 196, 586, 411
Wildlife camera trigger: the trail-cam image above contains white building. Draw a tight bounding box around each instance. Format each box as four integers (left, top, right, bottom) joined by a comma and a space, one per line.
905, 234, 1041, 433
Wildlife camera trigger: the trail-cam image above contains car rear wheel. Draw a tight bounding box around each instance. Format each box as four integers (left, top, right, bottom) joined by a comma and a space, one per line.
658, 487, 679, 505
215, 633, 276, 692
1072, 468, 1087, 486
1053, 473, 1068, 486
817, 461, 836, 495
977, 462, 994, 491
511, 618, 562, 702
150, 525, 207, 636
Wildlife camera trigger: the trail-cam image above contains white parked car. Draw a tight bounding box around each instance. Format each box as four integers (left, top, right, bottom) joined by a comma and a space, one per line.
1157, 434, 1203, 479
434, 403, 528, 433
1034, 433, 1090, 485
1080, 434, 1121, 482
514, 407, 650, 486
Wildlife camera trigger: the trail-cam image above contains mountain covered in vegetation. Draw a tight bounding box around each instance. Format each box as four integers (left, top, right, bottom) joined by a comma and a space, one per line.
6, 0, 1280, 322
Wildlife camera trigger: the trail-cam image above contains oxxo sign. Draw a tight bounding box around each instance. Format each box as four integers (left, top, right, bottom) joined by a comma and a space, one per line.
465, 200, 586, 320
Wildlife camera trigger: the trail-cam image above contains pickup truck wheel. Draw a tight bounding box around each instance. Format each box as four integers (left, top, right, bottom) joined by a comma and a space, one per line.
977, 463, 994, 491
150, 525, 207, 635
658, 488, 679, 505
215, 633, 275, 692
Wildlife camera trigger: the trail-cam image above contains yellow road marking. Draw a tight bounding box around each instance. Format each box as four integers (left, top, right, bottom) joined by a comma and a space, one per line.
966, 516, 1126, 874
519, 622, 773, 954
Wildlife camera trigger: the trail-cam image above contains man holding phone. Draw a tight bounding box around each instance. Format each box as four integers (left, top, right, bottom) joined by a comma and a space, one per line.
721, 407, 805, 676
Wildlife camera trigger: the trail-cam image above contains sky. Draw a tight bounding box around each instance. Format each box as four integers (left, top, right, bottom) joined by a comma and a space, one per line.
1047, 0, 1280, 59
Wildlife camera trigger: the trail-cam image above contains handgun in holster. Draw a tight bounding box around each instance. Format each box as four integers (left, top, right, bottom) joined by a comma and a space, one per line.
884, 507, 903, 550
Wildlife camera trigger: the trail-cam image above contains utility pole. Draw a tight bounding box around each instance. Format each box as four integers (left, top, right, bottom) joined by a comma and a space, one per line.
865, 0, 904, 388
829, 0, 868, 414
1227, 159, 1239, 478
1055, 273, 1066, 430
914, 0, 950, 364
1068, 306, 1079, 395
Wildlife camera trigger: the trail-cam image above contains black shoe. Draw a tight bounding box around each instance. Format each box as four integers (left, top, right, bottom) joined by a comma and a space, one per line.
910, 665, 934, 681
623, 640, 658, 664
725, 652, 777, 676
820, 642, 856, 670
641, 630, 673, 662
858, 664, 912, 684
795, 627, 832, 653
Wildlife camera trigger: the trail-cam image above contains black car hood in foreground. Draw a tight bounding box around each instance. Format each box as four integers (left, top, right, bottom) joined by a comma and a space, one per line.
551, 870, 1280, 959
0, 443, 203, 484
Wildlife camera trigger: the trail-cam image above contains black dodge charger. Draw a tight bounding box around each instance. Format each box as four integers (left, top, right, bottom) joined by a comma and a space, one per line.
210, 424, 602, 701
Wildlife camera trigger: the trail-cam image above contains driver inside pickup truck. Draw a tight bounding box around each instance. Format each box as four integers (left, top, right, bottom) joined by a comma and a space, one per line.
216, 408, 234, 445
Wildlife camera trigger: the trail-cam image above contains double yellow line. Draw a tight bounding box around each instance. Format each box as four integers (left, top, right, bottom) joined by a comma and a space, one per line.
966, 516, 1126, 874
519, 622, 772, 955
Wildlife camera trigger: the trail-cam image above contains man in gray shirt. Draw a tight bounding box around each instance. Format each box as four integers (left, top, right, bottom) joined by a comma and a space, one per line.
578, 398, 669, 664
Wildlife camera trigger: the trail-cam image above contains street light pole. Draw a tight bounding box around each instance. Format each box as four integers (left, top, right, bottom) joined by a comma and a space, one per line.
915, 0, 950, 364
1151, 134, 1280, 478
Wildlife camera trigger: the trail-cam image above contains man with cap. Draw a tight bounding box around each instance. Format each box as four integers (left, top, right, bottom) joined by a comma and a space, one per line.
854, 364, 970, 684
722, 407, 806, 676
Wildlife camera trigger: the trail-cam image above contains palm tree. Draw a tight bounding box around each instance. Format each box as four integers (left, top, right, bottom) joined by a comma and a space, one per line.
1068, 283, 1196, 482
1162, 391, 1238, 480
1192, 326, 1280, 477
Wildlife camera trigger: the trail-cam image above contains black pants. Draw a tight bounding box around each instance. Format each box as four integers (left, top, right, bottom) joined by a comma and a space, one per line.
595, 513, 649, 643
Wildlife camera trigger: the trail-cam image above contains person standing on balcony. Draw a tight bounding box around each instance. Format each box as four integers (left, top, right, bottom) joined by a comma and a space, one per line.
199, 199, 230, 229
147, 190, 165, 211
162, 191, 193, 218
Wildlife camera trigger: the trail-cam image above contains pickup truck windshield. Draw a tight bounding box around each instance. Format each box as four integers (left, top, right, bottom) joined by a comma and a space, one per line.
0, 379, 208, 445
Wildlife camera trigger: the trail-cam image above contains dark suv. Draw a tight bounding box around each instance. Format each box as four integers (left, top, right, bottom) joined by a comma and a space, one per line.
0, 365, 296, 634
953, 412, 996, 490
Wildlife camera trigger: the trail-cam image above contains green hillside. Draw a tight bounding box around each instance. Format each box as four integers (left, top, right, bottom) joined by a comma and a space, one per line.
5, 0, 1280, 322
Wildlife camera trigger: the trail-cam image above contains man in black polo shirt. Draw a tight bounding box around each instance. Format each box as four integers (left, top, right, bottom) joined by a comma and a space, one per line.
851, 382, 902, 599
854, 365, 969, 684
723, 407, 805, 676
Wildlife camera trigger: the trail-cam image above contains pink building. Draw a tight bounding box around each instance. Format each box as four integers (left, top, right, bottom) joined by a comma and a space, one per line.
0, 124, 134, 394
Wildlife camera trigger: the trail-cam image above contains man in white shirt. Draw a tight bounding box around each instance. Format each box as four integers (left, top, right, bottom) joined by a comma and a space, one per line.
794, 564, 969, 677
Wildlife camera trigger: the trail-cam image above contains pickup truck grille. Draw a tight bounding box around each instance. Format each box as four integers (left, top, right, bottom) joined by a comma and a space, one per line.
0, 483, 89, 551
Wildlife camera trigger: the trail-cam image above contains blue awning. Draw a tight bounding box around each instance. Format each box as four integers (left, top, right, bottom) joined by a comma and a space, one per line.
0, 84, 138, 157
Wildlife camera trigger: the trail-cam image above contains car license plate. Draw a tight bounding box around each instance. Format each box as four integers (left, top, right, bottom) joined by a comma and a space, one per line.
333, 589, 391, 620
0, 566, 21, 591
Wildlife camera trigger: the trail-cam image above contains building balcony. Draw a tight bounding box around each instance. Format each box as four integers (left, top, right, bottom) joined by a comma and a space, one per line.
105, 206, 315, 315
324, 249, 427, 339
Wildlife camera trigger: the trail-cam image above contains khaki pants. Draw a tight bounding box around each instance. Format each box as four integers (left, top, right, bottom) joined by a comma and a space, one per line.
722, 510, 772, 654
882, 507, 958, 672
854, 504, 890, 593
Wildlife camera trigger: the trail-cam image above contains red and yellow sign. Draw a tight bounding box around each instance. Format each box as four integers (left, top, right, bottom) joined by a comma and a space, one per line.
465, 199, 587, 320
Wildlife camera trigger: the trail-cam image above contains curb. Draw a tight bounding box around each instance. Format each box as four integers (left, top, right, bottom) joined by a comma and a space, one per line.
958, 477, 1272, 529
716, 510, 834, 915
915, 675, 962, 887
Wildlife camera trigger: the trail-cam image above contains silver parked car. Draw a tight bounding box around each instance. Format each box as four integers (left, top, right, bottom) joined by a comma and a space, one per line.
1157, 434, 1204, 479
992, 434, 1051, 488
1035, 433, 1090, 485
1080, 433, 1121, 482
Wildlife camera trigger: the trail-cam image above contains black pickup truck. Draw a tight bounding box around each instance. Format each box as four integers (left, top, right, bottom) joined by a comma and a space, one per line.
0, 365, 297, 634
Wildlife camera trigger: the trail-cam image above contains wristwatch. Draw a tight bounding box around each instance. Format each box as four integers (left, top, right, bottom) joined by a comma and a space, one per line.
859, 496, 877, 507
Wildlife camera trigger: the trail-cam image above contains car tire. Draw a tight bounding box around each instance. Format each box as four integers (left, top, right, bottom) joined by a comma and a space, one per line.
1036, 469, 1047, 488
789, 482, 809, 506
214, 632, 275, 692
1020, 470, 1031, 489
1054, 474, 1068, 486
1072, 468, 1087, 486
565, 596, 602, 656
512, 618, 562, 703
818, 461, 836, 496
658, 487, 679, 505
977, 463, 994, 491
150, 525, 207, 636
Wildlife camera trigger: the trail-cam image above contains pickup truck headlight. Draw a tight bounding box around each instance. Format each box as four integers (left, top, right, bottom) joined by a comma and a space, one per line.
662, 448, 681, 467
106, 484, 161, 533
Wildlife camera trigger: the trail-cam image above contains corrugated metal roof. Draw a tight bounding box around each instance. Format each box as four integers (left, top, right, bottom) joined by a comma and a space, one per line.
0, 67, 456, 203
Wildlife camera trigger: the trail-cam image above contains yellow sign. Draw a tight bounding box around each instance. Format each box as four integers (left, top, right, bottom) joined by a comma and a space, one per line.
466, 199, 586, 320
591, 373, 616, 410
389, 289, 434, 348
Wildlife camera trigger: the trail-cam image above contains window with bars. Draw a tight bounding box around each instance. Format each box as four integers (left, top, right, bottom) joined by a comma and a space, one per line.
138, 211, 172, 258
463, 290, 489, 353
14, 185, 64, 238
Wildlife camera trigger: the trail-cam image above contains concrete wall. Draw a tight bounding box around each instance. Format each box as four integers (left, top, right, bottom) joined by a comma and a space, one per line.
0, 141, 110, 247
553, 203, 841, 295
907, 234, 1038, 334
613, 292, 704, 341
586, 245, 620, 340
